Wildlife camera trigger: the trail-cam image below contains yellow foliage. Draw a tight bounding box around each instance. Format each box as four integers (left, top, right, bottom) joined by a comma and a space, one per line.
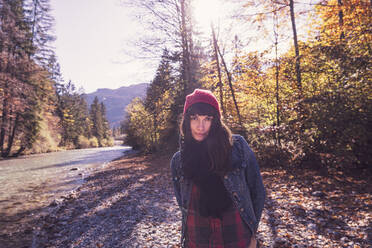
77, 135, 90, 149
89, 137, 99, 148
30, 111, 61, 154
313, 0, 371, 47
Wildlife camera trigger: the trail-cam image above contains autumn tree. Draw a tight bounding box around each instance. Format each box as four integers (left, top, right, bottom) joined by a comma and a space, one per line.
124, 50, 177, 152
122, 0, 371, 168
300, 0, 372, 166
145, 50, 176, 150
0, 0, 55, 157
0, 0, 31, 156
122, 97, 153, 151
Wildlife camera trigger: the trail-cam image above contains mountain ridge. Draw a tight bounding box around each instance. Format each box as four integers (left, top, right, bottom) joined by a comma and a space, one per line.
83, 83, 148, 128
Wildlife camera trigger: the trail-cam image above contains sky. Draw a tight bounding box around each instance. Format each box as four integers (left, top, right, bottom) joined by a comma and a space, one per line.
50, 0, 154, 93
49, 0, 311, 94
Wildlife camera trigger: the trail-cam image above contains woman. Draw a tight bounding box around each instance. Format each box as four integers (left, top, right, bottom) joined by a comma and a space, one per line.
170, 89, 266, 248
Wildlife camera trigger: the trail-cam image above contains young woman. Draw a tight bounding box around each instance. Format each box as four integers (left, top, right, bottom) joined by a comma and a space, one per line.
170, 89, 266, 248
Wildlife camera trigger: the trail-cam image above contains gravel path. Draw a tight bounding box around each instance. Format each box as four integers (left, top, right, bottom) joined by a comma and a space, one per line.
33, 153, 181, 248
29, 153, 370, 248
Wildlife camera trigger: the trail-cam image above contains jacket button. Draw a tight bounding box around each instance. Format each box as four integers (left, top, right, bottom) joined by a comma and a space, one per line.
224, 175, 228, 179
240, 208, 244, 212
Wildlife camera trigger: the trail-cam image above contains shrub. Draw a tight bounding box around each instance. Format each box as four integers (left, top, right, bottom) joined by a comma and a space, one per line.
89, 137, 99, 147
77, 135, 90, 149
99, 137, 116, 147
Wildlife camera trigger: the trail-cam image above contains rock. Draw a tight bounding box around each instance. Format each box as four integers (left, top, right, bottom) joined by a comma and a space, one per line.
308, 223, 317, 231
292, 206, 306, 217
312, 191, 326, 197
340, 237, 349, 243
273, 237, 289, 247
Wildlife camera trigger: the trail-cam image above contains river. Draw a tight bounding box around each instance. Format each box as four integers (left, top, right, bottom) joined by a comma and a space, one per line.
0, 145, 131, 242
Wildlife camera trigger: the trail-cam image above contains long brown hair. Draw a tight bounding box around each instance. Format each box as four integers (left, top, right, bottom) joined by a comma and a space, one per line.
180, 102, 233, 175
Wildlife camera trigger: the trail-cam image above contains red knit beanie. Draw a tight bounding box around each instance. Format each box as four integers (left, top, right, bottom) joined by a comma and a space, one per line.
183, 89, 220, 117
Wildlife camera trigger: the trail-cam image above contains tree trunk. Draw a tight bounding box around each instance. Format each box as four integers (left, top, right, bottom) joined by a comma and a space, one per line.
273, 10, 281, 147
14, 146, 26, 157
5, 113, 20, 157
216, 45, 244, 133
153, 110, 158, 150
338, 0, 345, 40
289, 0, 302, 98
180, 0, 191, 95
0, 83, 9, 157
211, 24, 226, 117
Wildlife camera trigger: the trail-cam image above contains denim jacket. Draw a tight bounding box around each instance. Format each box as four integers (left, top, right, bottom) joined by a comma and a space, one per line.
170, 135, 266, 246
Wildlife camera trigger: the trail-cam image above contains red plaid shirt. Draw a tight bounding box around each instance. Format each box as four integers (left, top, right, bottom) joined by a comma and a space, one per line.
185, 185, 253, 248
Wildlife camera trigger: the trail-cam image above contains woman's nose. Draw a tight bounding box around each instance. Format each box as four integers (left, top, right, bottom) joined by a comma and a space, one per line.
197, 120, 204, 130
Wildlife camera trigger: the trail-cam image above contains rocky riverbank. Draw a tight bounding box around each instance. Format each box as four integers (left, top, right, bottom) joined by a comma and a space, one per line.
9, 152, 371, 247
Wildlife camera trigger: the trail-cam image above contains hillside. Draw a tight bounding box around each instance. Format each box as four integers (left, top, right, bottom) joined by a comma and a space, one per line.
83, 83, 148, 128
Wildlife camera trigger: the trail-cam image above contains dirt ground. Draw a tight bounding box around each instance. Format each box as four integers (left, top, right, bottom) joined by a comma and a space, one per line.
1, 152, 371, 247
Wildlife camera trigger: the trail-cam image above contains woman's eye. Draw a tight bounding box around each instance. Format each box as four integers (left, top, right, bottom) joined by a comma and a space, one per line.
206, 116, 213, 121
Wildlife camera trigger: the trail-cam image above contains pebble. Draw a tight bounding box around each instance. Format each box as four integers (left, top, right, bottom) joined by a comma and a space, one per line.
308, 223, 317, 231
28, 155, 371, 248
311, 191, 326, 197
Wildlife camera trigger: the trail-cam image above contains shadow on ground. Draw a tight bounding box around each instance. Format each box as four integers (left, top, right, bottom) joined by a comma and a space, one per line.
258, 163, 371, 247
0, 153, 176, 248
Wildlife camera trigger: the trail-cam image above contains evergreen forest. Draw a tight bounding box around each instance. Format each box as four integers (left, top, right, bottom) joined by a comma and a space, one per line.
0, 0, 112, 158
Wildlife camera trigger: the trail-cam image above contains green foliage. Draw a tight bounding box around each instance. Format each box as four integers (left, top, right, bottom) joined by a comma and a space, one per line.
89, 96, 111, 147
56, 81, 90, 147
123, 50, 182, 152
55, 83, 112, 149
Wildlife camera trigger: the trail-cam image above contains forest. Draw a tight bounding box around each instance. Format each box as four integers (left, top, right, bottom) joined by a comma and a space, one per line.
0, 0, 112, 158
0, 1, 371, 246
122, 0, 371, 169
0, 0, 370, 167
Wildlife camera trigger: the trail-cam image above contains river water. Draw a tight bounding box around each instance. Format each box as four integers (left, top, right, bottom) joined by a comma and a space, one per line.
0, 145, 131, 228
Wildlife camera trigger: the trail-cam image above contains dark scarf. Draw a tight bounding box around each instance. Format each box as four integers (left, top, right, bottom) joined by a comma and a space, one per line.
183, 139, 232, 219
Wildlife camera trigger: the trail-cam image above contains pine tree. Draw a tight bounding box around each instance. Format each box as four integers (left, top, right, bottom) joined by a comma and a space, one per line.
90, 96, 104, 145
144, 49, 175, 150
100, 102, 110, 139
0, 0, 45, 157
24, 0, 55, 66
56, 81, 90, 147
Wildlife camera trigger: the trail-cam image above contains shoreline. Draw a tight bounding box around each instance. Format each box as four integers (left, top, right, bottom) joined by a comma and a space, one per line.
0, 147, 133, 248
0, 142, 126, 162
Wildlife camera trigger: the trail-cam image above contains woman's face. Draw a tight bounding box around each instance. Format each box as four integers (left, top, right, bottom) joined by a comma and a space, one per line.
190, 114, 213, 141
